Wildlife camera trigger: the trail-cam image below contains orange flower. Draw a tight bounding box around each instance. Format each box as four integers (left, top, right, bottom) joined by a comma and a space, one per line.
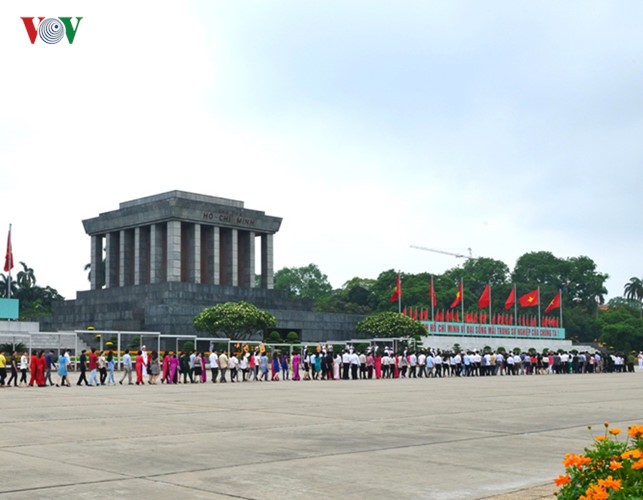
554, 473, 571, 486
632, 459, 643, 470
563, 453, 591, 468
609, 428, 621, 436
597, 476, 622, 491
628, 425, 643, 438
609, 460, 623, 470
582, 484, 609, 500
621, 449, 643, 460
595, 435, 607, 442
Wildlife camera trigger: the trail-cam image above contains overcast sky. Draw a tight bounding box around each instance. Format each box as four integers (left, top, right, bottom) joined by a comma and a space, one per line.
1, 1, 641, 301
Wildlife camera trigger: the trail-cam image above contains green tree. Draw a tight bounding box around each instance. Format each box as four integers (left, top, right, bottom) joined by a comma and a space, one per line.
598, 305, 643, 352
0, 262, 64, 318
624, 277, 643, 302
368, 269, 406, 312
16, 262, 36, 289
356, 311, 427, 338
193, 301, 277, 340
624, 277, 643, 317
0, 274, 18, 298
274, 263, 333, 301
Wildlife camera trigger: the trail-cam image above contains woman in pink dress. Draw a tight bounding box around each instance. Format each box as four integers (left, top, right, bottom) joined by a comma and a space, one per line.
135, 350, 144, 385
161, 351, 170, 383
374, 352, 382, 379
248, 351, 256, 381
393, 354, 400, 378
201, 353, 208, 382
292, 352, 301, 381
169, 353, 179, 384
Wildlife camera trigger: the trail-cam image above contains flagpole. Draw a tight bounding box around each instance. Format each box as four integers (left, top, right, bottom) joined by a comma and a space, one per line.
559, 290, 563, 328
487, 282, 492, 326
6, 224, 11, 299
513, 284, 517, 337
398, 273, 401, 314
460, 278, 464, 323
537, 286, 541, 327
430, 276, 435, 322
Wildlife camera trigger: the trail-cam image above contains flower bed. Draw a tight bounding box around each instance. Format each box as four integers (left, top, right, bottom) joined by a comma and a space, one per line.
555, 422, 643, 499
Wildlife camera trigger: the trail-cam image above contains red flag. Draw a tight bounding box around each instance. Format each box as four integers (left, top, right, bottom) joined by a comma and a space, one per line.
429, 277, 437, 308
478, 283, 490, 309
544, 291, 561, 314
390, 274, 401, 303
402, 307, 407, 316
446, 310, 452, 322
504, 287, 515, 310
531, 316, 537, 327
3, 227, 13, 273
450, 281, 463, 308
413, 308, 418, 320
423, 309, 428, 321
519, 289, 539, 308
454, 310, 459, 322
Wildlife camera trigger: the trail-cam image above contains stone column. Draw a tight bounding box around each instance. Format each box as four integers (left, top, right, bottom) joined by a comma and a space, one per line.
90, 235, 104, 290
134, 227, 142, 285
150, 223, 164, 283
105, 232, 119, 288
261, 233, 274, 289
166, 220, 181, 282
238, 231, 255, 288
248, 231, 255, 288
118, 229, 135, 286
213, 226, 220, 285
231, 228, 238, 287
190, 223, 201, 283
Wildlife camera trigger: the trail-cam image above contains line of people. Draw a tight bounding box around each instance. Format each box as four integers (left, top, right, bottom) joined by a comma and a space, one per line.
0, 346, 635, 388
0, 350, 73, 387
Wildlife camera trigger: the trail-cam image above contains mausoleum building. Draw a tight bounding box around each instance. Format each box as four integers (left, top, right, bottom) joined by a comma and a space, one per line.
42, 191, 363, 341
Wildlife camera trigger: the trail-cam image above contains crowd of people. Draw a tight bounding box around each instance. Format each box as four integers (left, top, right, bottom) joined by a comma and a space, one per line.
0, 345, 639, 388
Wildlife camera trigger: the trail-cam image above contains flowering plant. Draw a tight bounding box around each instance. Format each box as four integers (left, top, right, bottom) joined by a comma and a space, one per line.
555, 422, 643, 499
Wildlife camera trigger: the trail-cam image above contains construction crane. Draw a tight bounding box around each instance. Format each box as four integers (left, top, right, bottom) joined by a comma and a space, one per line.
410, 245, 473, 260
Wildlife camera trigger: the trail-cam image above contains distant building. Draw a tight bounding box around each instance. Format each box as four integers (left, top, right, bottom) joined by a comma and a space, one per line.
41, 191, 362, 340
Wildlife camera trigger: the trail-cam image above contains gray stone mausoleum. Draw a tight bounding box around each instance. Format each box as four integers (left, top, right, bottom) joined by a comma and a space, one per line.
41, 191, 363, 341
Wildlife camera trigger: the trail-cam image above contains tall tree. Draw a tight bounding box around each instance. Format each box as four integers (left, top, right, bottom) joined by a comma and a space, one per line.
16, 262, 36, 289
624, 277, 643, 301
624, 277, 643, 317
274, 263, 333, 302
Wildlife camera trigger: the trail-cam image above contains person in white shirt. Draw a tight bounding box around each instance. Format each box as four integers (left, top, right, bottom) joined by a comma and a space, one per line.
350, 352, 360, 380
141, 345, 149, 377
218, 352, 229, 382
239, 353, 249, 381
341, 350, 351, 380
119, 349, 133, 385
433, 353, 442, 378
408, 352, 417, 378
495, 352, 504, 376
359, 352, 367, 379
454, 353, 462, 377
417, 352, 426, 378
209, 351, 219, 383
229, 354, 239, 382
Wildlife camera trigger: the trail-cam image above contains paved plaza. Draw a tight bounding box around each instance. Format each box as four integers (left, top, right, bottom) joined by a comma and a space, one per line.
1, 371, 641, 499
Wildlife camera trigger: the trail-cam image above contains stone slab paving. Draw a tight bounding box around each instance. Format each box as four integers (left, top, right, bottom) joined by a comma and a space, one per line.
1, 372, 641, 499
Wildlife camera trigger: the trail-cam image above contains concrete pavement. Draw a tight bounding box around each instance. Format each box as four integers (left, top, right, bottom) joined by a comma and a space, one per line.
1, 371, 641, 499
